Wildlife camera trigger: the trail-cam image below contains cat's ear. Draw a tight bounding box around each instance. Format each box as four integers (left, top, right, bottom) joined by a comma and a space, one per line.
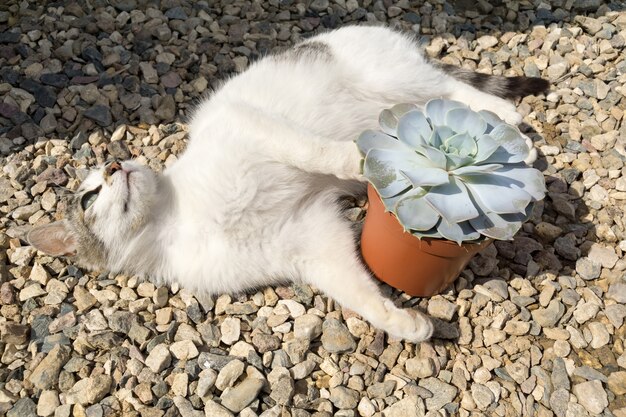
27, 221, 78, 256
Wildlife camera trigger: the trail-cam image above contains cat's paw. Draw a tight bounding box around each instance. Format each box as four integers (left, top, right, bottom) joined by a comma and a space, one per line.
383, 301, 434, 343
336, 141, 365, 181
452, 90, 522, 125
480, 99, 522, 125
492, 100, 522, 126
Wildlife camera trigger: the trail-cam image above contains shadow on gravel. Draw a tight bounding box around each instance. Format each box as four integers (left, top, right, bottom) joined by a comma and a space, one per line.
0, 0, 624, 157
447, 0, 625, 36
468, 119, 597, 280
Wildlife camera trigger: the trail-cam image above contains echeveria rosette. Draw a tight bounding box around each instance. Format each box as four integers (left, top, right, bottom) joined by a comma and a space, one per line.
357, 99, 547, 244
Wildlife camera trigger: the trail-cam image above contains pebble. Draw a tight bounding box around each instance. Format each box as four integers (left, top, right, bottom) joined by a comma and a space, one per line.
294, 314, 323, 341
170, 340, 199, 360
215, 360, 245, 391
588, 322, 610, 348
220, 377, 264, 413
83, 105, 112, 127
427, 297, 458, 321
1, 322, 30, 344
145, 344, 171, 373
28, 345, 70, 389
551, 358, 570, 390
572, 380, 608, 414
36, 390, 60, 417
587, 244, 619, 268
358, 397, 376, 417
553, 340, 571, 357
608, 371, 626, 395
503, 321, 531, 336
64, 375, 112, 406
268, 368, 294, 405
321, 319, 356, 353
418, 378, 458, 410
607, 283, 626, 303
550, 389, 570, 417
7, 398, 36, 417
532, 300, 565, 328
329, 386, 360, 409
405, 357, 436, 379
196, 369, 218, 397
575, 258, 601, 280
573, 302, 600, 324
252, 333, 280, 353
573, 366, 608, 383
381, 396, 421, 417
221, 317, 241, 345
205, 400, 235, 417
471, 383, 495, 410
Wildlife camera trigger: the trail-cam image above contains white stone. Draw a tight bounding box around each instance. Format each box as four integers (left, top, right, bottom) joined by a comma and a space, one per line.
145, 344, 171, 373
170, 340, 199, 360
277, 299, 305, 318
215, 360, 245, 391
220, 317, 241, 345
294, 314, 323, 341
573, 380, 608, 414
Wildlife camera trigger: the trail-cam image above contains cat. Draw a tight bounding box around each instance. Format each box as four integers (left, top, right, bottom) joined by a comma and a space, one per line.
28, 26, 548, 342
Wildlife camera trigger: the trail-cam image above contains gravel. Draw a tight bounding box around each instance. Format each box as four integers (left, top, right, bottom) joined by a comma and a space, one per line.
1, 1, 625, 416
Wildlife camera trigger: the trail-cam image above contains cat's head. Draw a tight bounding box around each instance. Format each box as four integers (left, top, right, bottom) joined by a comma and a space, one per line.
27, 160, 159, 271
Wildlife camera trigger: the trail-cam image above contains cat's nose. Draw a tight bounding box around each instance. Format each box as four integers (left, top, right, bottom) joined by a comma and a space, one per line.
105, 160, 122, 177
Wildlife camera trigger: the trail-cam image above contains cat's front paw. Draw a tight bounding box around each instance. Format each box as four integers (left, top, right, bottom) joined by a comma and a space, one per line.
336, 142, 365, 181
383, 301, 434, 343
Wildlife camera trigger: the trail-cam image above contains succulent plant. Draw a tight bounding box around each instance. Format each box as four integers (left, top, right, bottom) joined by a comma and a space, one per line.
357, 99, 547, 244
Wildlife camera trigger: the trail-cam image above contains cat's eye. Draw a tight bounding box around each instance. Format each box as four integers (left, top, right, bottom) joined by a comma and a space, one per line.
80, 186, 102, 211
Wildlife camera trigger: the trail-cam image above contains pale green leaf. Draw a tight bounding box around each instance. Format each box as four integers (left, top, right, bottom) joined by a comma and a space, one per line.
427, 125, 453, 148
468, 203, 529, 240
444, 132, 478, 157
437, 220, 481, 244
492, 166, 546, 200
363, 150, 412, 198
400, 167, 450, 187
379, 109, 399, 136
395, 190, 440, 231
482, 124, 529, 163
411, 226, 443, 240
474, 134, 500, 162
424, 177, 480, 223
445, 108, 488, 137
425, 99, 467, 126
356, 130, 407, 156
419, 146, 448, 169
451, 163, 504, 176
462, 172, 533, 214
478, 110, 504, 133
397, 110, 432, 148
390, 103, 417, 118
445, 154, 474, 170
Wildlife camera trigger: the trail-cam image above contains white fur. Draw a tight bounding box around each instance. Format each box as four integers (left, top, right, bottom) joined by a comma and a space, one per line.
75, 26, 527, 342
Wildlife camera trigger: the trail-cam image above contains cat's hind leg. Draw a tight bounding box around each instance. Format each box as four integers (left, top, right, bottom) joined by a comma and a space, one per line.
288, 205, 433, 342
312, 27, 530, 125
301, 243, 433, 342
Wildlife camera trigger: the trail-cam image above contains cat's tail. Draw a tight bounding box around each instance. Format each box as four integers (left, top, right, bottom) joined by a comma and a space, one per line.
435, 62, 549, 100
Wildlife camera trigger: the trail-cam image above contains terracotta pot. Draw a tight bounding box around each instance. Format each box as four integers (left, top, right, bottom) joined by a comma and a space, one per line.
361, 184, 492, 297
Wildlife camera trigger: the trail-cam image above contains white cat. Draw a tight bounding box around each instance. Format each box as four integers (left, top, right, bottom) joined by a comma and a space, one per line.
28, 26, 547, 342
